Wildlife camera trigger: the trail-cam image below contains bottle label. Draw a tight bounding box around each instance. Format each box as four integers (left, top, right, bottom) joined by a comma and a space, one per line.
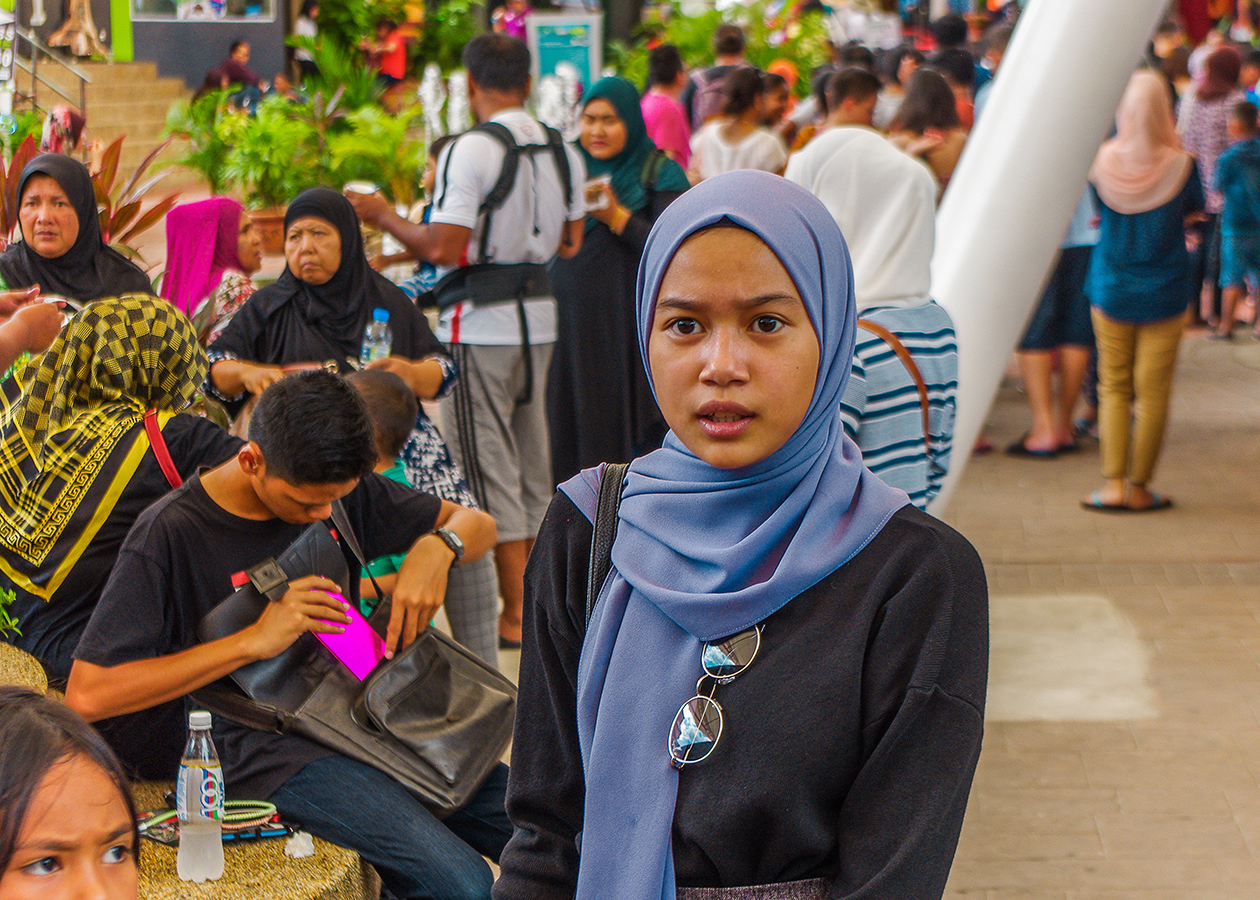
177, 764, 225, 822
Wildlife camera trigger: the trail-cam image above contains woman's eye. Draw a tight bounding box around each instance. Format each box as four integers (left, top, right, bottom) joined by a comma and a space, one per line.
752, 316, 783, 334
22, 856, 59, 876
103, 844, 132, 864
668, 318, 700, 336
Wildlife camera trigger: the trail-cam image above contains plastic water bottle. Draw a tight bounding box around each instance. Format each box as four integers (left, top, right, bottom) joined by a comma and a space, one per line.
176, 710, 225, 883
360, 308, 393, 367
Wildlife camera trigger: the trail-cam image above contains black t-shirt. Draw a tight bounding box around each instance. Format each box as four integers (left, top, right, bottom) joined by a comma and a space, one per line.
4, 414, 242, 680
75, 471, 442, 799
493, 496, 988, 899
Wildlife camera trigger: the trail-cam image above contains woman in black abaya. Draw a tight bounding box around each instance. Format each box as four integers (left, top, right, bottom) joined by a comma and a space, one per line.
547, 76, 690, 484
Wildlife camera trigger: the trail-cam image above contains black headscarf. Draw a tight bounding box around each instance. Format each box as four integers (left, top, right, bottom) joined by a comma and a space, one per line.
207, 188, 444, 383
0, 154, 153, 302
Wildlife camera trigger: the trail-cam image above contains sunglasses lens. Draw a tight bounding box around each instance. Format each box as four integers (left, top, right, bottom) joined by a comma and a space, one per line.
701, 626, 761, 680
668, 695, 723, 767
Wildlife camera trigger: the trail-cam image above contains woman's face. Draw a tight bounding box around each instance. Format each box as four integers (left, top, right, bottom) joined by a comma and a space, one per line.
284, 215, 341, 286
0, 754, 137, 900
19, 175, 79, 260
237, 211, 264, 275
648, 227, 819, 470
579, 99, 628, 161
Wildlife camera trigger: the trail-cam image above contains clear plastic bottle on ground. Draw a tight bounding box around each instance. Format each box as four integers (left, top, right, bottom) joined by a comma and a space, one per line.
176, 710, 225, 883
360, 308, 393, 367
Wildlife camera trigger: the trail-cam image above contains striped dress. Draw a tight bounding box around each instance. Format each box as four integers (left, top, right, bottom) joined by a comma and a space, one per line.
840, 302, 958, 510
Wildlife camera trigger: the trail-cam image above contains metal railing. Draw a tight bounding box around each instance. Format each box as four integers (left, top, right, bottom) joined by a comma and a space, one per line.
12, 26, 92, 117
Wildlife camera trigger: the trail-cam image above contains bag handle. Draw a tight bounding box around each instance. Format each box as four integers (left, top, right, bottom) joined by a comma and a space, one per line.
143, 409, 182, 489
328, 500, 388, 605
856, 320, 932, 459
586, 462, 629, 627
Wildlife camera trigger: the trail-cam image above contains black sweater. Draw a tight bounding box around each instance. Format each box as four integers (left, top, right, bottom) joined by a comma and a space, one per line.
493, 496, 988, 900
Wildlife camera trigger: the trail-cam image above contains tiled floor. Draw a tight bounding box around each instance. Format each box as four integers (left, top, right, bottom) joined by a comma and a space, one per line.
940, 330, 1260, 899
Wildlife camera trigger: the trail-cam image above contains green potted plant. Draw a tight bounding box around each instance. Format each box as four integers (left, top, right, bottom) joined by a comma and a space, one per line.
0, 587, 18, 641
328, 104, 426, 207
163, 89, 237, 195
221, 96, 323, 254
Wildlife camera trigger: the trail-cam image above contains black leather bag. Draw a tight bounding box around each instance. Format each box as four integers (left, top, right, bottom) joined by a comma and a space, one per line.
194, 508, 516, 816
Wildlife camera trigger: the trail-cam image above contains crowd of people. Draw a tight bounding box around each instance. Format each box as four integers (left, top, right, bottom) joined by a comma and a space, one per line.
0, 4, 1246, 899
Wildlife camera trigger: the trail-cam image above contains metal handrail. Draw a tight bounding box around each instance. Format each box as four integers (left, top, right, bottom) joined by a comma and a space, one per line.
12, 26, 93, 117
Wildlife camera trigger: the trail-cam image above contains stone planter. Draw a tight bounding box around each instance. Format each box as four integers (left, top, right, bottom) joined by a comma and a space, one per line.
247, 207, 287, 257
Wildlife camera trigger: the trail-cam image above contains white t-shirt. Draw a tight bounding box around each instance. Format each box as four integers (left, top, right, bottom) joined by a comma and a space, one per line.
430, 109, 586, 346
689, 122, 788, 183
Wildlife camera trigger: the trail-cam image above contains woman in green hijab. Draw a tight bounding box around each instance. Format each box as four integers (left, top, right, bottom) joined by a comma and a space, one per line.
546, 76, 691, 484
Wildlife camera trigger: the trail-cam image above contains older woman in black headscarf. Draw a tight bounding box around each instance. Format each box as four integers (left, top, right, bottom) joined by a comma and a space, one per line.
0, 155, 152, 303
205, 189, 504, 667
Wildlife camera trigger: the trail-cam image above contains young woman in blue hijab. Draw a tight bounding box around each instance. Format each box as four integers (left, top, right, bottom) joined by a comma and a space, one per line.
546, 76, 692, 485
497, 171, 988, 900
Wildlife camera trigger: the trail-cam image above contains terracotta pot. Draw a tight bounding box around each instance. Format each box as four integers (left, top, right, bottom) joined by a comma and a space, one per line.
247, 207, 287, 256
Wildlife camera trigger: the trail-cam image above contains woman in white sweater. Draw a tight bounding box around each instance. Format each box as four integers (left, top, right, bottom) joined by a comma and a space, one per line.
688, 68, 788, 184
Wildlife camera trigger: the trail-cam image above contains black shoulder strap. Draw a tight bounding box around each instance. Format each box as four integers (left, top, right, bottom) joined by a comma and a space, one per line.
543, 124, 573, 210
585, 462, 629, 628
639, 149, 667, 210
472, 121, 520, 263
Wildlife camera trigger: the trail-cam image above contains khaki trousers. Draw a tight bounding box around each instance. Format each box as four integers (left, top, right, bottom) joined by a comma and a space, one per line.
1091, 308, 1185, 486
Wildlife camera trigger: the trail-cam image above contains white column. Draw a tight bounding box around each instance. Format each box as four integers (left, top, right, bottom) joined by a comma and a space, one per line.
927, 0, 1169, 514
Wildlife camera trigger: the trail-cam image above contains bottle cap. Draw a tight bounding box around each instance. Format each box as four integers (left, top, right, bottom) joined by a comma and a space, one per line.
373, 308, 390, 323
189, 710, 212, 729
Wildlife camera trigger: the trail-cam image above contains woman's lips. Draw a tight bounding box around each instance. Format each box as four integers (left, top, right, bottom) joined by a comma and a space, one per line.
697, 401, 753, 439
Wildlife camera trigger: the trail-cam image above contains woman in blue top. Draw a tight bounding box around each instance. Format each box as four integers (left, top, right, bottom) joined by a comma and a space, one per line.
1082, 69, 1203, 513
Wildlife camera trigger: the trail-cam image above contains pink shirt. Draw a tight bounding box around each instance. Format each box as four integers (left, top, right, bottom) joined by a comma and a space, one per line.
641, 90, 691, 169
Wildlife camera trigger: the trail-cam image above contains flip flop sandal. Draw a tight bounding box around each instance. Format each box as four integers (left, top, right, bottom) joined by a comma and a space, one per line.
1126, 493, 1173, 512
1005, 435, 1058, 459
1080, 491, 1128, 512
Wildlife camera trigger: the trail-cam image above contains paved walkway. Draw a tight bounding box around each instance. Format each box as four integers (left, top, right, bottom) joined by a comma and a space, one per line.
941, 329, 1260, 899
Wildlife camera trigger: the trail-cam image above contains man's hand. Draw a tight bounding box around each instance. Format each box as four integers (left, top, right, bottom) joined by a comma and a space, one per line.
244, 575, 350, 661
10, 301, 65, 354
386, 535, 455, 656
345, 189, 392, 228
0, 286, 40, 318
241, 362, 286, 395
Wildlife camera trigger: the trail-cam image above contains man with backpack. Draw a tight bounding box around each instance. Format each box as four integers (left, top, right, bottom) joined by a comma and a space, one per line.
349, 33, 585, 649
681, 23, 749, 131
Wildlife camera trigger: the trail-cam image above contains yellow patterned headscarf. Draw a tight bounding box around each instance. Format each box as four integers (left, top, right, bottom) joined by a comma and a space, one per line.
0, 295, 206, 596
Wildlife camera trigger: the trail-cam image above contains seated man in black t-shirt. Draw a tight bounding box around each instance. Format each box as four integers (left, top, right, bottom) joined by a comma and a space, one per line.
66, 371, 507, 900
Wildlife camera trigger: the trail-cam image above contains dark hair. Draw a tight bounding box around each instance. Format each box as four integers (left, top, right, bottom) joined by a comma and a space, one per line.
428, 133, 457, 162
249, 370, 377, 485
928, 47, 976, 89
1162, 45, 1191, 84
229, 39, 248, 55
881, 46, 924, 86
984, 23, 1015, 56
0, 688, 138, 876
838, 42, 875, 71
347, 370, 418, 462
712, 23, 746, 58
891, 67, 960, 133
462, 33, 531, 93
762, 71, 789, 94
1234, 99, 1259, 134
375, 16, 396, 30
648, 43, 685, 88
931, 13, 968, 49
825, 66, 882, 110
299, 0, 318, 16
720, 66, 764, 117
810, 65, 834, 113
1244, 48, 1260, 70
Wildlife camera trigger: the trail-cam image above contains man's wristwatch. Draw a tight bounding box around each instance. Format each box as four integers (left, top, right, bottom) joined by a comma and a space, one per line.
432, 528, 464, 567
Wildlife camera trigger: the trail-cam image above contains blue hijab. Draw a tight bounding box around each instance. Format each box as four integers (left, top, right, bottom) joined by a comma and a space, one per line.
559, 171, 909, 900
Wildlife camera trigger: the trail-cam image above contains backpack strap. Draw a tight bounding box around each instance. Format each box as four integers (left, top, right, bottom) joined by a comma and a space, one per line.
856, 320, 932, 460
543, 124, 573, 211
471, 121, 521, 263
585, 462, 629, 628
639, 149, 668, 208
144, 409, 182, 489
